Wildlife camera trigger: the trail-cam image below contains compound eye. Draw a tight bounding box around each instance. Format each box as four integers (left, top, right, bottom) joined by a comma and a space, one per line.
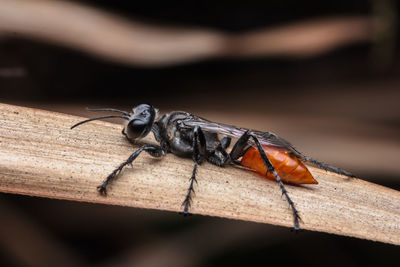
127, 119, 146, 139
125, 104, 156, 140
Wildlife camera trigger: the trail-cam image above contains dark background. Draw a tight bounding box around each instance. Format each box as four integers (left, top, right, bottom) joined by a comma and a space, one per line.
1, 1, 399, 266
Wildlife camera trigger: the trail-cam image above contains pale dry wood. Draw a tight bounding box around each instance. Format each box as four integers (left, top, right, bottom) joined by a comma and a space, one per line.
0, 103, 399, 245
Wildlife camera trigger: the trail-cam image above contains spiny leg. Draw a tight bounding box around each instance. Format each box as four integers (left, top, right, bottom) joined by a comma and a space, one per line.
182, 161, 198, 215
250, 132, 300, 230
230, 131, 301, 230
303, 156, 355, 177
98, 145, 165, 195
181, 126, 206, 215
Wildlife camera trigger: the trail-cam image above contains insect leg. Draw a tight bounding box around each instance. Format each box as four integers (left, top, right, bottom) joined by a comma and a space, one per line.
151, 122, 170, 150
231, 131, 301, 230
303, 156, 355, 177
98, 145, 165, 195
121, 128, 135, 145
181, 126, 206, 215
229, 132, 252, 163
206, 135, 249, 166
221, 137, 231, 149
207, 148, 229, 166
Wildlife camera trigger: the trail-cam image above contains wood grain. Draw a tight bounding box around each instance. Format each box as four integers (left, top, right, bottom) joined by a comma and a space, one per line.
0, 103, 399, 245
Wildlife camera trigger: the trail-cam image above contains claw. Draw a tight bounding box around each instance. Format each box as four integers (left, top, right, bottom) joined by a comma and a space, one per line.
179, 211, 192, 217
97, 184, 107, 195
181, 197, 191, 208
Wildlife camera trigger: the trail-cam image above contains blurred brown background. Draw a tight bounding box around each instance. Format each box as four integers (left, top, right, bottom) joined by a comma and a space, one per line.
1, 0, 399, 266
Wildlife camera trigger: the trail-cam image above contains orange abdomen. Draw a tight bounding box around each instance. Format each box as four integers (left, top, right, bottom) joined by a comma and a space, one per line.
240, 145, 317, 184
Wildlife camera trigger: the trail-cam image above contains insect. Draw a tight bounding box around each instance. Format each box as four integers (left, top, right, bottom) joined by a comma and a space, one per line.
71, 104, 354, 230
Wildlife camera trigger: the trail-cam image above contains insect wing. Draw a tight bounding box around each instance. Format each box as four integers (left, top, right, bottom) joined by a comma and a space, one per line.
181, 115, 354, 177
181, 117, 300, 154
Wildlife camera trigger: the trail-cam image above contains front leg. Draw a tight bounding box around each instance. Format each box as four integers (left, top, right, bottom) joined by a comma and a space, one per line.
98, 145, 165, 195
122, 128, 135, 145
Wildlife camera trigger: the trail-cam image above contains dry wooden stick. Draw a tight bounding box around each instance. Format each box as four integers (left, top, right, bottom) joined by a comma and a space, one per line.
0, 103, 399, 245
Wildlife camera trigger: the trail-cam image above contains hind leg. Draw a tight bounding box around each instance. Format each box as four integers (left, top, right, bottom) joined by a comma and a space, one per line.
230, 131, 301, 230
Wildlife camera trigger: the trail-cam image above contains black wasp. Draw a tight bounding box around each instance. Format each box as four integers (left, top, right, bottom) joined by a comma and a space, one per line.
71, 104, 354, 230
